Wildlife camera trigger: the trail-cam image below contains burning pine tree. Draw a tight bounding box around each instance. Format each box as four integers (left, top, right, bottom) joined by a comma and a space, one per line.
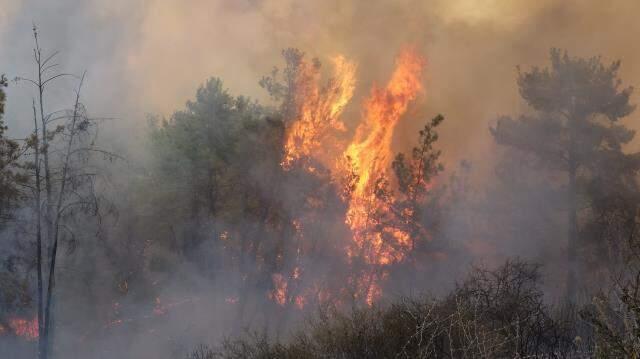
258, 47, 445, 308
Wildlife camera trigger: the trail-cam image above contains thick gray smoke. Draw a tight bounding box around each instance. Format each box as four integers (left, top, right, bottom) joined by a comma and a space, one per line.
1, 0, 640, 357
2, 0, 639, 170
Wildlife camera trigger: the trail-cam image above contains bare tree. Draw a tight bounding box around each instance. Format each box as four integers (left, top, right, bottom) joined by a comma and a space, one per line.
17, 26, 118, 359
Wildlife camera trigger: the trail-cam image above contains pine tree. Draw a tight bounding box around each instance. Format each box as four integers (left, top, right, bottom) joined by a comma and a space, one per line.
491, 49, 638, 303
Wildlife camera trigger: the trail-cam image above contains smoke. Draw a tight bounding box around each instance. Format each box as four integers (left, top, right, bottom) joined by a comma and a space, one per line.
1, 0, 638, 180
1, 0, 640, 357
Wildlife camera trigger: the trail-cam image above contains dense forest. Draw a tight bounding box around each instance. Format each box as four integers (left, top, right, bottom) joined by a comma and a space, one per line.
2, 2, 640, 358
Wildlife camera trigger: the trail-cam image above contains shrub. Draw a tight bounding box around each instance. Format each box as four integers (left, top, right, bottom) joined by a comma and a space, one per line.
187, 260, 583, 358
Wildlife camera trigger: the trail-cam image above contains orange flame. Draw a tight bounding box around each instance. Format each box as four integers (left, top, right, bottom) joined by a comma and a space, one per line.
8, 316, 39, 341
282, 55, 356, 169
153, 297, 168, 316
294, 295, 306, 309
225, 296, 239, 304
344, 48, 425, 266
266, 47, 428, 308
269, 273, 288, 306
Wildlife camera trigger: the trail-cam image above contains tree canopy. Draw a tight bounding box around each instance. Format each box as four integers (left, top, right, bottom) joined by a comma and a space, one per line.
491, 49, 640, 301
0, 75, 25, 222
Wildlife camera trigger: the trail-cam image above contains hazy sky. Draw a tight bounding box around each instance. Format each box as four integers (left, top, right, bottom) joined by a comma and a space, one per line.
1, 0, 639, 174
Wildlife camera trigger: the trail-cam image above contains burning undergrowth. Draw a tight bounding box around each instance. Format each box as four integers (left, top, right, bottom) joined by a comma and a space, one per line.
253, 46, 450, 311
2, 30, 639, 359
84, 45, 461, 352
1, 45, 463, 356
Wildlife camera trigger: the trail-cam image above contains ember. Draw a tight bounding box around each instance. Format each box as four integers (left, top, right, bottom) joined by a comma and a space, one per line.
8, 317, 38, 341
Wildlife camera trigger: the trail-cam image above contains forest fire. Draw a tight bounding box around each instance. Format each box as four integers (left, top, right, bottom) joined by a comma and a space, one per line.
342, 48, 425, 304
277, 47, 427, 307
269, 273, 288, 306
6, 317, 39, 341
344, 48, 424, 267
3, 4, 640, 358
281, 55, 356, 170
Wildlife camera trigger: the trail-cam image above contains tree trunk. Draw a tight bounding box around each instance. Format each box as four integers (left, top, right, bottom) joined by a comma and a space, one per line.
33, 100, 45, 359
33, 29, 53, 359
567, 161, 578, 304
42, 74, 85, 358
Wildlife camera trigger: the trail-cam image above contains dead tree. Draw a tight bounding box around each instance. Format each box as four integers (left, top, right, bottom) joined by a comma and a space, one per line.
17, 26, 118, 359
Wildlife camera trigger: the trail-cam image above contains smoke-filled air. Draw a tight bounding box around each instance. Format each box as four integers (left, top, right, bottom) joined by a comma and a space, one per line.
2, 0, 640, 358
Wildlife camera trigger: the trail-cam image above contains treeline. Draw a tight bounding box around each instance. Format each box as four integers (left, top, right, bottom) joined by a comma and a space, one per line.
1, 28, 640, 359
175, 49, 640, 357
1, 28, 118, 358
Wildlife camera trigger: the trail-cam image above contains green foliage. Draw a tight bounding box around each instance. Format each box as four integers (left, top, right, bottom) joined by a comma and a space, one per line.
518, 48, 634, 120
366, 114, 447, 257
145, 77, 284, 282
145, 74, 350, 330
393, 114, 444, 198
490, 49, 640, 292
0, 75, 26, 222
0, 75, 29, 341
259, 48, 320, 123
149, 77, 273, 223
492, 48, 636, 173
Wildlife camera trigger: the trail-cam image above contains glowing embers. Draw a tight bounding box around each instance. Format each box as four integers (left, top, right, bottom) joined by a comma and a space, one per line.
267, 267, 304, 308
269, 273, 288, 306
7, 316, 39, 341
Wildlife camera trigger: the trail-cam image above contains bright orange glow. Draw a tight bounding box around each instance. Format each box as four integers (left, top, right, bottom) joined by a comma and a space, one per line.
265, 47, 428, 309
8, 316, 38, 341
153, 297, 168, 316
269, 273, 288, 306
293, 266, 301, 279
225, 296, 239, 304
365, 280, 382, 306
282, 55, 356, 169
344, 47, 425, 266
294, 295, 306, 309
